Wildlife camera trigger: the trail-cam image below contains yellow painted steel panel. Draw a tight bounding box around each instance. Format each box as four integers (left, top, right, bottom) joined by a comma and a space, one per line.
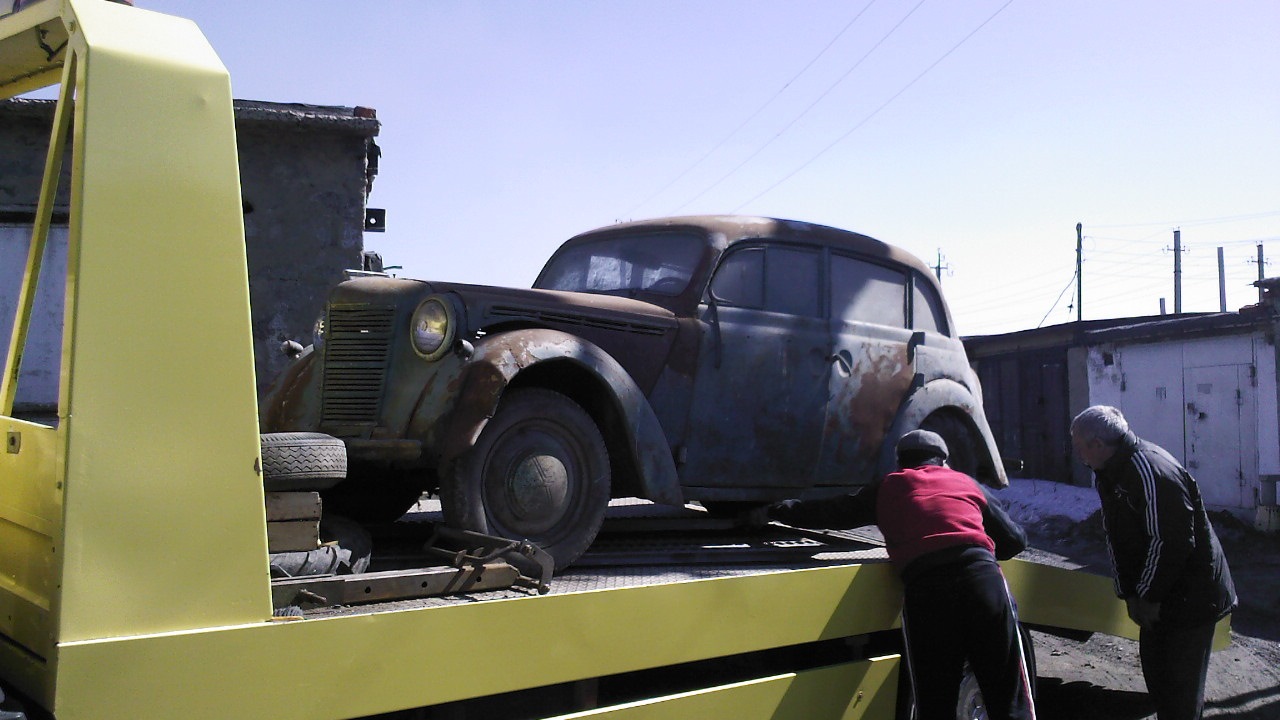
0, 1, 64, 97
1002, 559, 1138, 641
49, 0, 272, 641
0, 419, 59, 662
1002, 558, 1232, 650
548, 657, 901, 720
53, 565, 904, 720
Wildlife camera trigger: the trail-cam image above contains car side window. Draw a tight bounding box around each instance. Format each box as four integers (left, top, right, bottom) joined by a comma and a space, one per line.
766, 246, 821, 316
711, 245, 821, 317
709, 246, 764, 309
829, 253, 906, 327
912, 274, 950, 335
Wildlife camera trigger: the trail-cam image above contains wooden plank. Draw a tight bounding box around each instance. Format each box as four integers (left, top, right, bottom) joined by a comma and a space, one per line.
266, 520, 319, 553
265, 492, 321, 522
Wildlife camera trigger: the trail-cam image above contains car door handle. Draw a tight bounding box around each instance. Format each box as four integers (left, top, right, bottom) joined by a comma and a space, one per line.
829, 350, 853, 376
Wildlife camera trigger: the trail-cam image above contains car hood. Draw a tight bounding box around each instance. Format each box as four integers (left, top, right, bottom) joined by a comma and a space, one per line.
331, 277, 679, 334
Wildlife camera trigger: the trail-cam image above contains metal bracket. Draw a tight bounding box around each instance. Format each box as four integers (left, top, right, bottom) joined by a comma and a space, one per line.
425, 526, 553, 595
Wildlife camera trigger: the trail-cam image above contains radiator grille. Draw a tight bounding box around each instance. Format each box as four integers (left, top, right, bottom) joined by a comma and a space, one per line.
321, 304, 396, 426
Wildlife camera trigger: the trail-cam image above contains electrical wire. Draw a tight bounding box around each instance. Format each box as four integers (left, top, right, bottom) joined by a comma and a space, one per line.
671, 0, 929, 214
732, 0, 1016, 211
621, 0, 882, 220
1036, 271, 1078, 328
1087, 209, 1280, 230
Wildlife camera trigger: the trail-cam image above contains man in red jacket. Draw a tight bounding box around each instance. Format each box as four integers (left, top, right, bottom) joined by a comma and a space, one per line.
763, 429, 1034, 720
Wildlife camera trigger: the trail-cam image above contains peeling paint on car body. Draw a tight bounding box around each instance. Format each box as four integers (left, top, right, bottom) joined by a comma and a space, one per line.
260, 215, 1005, 525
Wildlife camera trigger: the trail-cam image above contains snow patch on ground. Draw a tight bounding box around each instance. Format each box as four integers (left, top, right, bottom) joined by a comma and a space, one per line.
991, 478, 1099, 525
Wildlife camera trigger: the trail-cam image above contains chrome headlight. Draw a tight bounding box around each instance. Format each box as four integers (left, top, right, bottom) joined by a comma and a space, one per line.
410, 295, 457, 361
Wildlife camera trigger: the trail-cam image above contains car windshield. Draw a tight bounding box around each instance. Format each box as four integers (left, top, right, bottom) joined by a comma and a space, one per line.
535, 232, 705, 296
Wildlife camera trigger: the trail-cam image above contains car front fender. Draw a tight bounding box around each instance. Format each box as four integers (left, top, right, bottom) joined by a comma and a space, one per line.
431, 329, 684, 506
259, 344, 321, 432
878, 377, 1008, 487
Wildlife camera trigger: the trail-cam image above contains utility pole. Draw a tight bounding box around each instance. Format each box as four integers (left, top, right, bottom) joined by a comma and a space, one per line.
931, 249, 950, 283
1173, 229, 1182, 314
1247, 243, 1269, 303
1076, 223, 1083, 322
1259, 244, 1266, 304
1218, 247, 1227, 312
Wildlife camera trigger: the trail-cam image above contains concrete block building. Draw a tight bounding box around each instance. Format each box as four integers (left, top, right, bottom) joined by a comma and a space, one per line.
0, 97, 380, 407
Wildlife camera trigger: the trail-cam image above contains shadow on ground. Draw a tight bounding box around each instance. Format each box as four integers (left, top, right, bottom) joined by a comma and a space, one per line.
1034, 677, 1152, 720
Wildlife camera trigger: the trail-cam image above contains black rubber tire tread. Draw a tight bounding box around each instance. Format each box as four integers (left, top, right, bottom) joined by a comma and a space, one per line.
268, 513, 373, 578
260, 432, 347, 491
920, 413, 981, 480
441, 388, 610, 572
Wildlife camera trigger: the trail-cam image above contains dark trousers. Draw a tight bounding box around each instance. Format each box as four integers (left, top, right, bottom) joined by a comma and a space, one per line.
1139, 620, 1217, 720
901, 553, 1035, 720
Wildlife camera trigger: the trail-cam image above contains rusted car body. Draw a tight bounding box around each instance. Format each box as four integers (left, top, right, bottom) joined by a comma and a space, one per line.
261, 216, 1006, 568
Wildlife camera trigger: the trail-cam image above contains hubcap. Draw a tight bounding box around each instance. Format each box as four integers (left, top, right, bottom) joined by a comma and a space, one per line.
503, 452, 570, 534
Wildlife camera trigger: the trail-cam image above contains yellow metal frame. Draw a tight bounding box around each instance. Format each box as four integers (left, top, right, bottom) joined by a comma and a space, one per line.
0, 2, 1223, 718
1, 0, 268, 711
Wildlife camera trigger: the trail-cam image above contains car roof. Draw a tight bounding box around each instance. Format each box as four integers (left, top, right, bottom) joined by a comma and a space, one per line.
566, 215, 938, 281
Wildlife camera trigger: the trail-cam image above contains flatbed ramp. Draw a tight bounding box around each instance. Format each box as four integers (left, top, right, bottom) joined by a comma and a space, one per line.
302, 499, 895, 618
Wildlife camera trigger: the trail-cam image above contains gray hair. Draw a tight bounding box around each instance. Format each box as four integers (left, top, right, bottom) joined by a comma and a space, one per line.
1071, 405, 1128, 445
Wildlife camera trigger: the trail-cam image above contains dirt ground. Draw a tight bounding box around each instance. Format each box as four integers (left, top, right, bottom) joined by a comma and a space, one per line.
1021, 511, 1280, 720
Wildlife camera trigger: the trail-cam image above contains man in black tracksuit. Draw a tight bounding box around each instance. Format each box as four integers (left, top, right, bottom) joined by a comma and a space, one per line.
1071, 405, 1236, 720
760, 429, 1035, 720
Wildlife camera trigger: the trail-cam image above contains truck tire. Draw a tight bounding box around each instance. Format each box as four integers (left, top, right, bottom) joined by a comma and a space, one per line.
953, 623, 1037, 720
268, 513, 372, 578
260, 432, 347, 491
441, 388, 610, 572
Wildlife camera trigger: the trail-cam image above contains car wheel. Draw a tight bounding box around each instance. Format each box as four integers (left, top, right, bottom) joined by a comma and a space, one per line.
441, 388, 610, 572
260, 432, 347, 491
920, 413, 980, 478
1019, 623, 1037, 702
955, 662, 986, 720
952, 623, 1037, 720
321, 466, 426, 523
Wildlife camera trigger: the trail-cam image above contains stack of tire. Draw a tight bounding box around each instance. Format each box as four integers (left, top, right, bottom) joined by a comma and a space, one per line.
259, 432, 371, 579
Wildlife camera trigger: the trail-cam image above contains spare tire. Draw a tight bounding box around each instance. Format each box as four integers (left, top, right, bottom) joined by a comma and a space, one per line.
260, 432, 347, 491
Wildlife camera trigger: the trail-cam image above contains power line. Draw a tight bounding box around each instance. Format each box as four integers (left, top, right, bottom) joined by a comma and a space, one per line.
732, 0, 1016, 210
1037, 271, 1078, 328
670, 0, 928, 214
621, 0, 882, 219
1087, 209, 1280, 230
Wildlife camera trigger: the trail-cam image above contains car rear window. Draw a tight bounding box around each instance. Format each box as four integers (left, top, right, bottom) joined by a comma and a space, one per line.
536, 232, 704, 296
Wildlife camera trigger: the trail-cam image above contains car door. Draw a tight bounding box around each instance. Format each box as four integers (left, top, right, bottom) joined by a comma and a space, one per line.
680, 242, 829, 494
815, 253, 916, 487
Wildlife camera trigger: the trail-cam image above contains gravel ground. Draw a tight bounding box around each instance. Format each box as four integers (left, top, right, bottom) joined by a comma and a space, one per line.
1004, 482, 1280, 720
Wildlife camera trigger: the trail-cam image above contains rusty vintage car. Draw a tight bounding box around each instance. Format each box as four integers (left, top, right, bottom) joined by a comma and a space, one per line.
260, 216, 1007, 569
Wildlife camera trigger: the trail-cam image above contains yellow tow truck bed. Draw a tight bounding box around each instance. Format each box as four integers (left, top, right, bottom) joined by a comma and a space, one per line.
0, 2, 1173, 718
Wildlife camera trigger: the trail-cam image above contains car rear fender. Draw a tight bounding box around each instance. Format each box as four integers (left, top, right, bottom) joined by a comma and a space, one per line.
877, 378, 1008, 487
435, 329, 684, 505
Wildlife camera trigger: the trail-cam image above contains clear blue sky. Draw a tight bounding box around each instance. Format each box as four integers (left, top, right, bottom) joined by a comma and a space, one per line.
142, 0, 1279, 335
